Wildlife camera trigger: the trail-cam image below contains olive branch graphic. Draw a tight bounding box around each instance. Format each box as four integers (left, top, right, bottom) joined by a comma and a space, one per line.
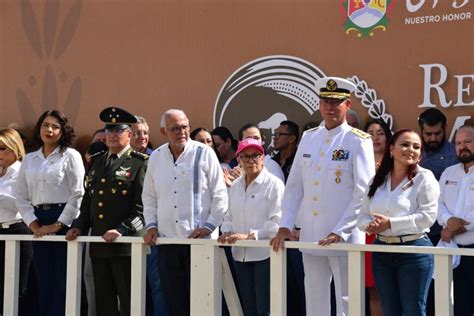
17, 0, 82, 126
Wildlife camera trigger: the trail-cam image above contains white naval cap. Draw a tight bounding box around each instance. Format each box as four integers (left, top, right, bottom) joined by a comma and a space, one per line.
315, 77, 357, 100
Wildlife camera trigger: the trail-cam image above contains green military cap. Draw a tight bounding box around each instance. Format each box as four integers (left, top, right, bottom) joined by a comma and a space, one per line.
100, 107, 137, 130
315, 77, 356, 100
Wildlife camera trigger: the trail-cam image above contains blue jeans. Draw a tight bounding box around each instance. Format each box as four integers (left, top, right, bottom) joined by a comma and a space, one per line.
234, 259, 270, 316
372, 236, 434, 316
147, 245, 166, 316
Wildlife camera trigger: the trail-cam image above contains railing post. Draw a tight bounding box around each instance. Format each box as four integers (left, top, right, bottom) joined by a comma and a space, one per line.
66, 241, 83, 316
348, 250, 365, 316
270, 248, 287, 316
434, 254, 453, 316
220, 248, 243, 316
191, 244, 221, 315
4, 240, 20, 316
131, 243, 147, 315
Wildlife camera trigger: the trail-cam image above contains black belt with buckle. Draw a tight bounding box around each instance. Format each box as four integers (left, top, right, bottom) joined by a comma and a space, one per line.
458, 244, 474, 249
34, 203, 64, 210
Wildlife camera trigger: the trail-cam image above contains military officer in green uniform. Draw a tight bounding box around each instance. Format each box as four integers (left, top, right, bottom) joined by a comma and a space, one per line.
66, 107, 147, 316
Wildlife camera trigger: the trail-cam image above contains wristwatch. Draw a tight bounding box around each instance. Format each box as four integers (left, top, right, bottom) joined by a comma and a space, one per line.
54, 221, 64, 228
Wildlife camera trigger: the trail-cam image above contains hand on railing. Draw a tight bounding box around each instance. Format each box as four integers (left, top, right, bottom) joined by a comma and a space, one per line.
188, 227, 212, 239
318, 233, 342, 246
270, 227, 294, 252
217, 232, 255, 244
102, 229, 122, 242
143, 228, 158, 245
65, 228, 81, 241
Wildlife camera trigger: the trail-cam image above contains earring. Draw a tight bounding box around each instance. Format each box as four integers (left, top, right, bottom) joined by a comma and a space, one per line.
390, 152, 393, 158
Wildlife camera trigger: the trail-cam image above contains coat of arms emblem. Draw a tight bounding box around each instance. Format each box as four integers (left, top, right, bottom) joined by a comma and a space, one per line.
341, 0, 394, 37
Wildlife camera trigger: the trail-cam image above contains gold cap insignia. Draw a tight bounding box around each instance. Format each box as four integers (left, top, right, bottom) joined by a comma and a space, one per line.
326, 79, 337, 91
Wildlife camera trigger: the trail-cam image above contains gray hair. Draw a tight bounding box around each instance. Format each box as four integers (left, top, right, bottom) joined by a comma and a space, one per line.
160, 109, 188, 128
347, 109, 361, 128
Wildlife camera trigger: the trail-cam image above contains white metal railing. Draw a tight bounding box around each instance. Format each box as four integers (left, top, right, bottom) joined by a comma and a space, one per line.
1, 235, 472, 316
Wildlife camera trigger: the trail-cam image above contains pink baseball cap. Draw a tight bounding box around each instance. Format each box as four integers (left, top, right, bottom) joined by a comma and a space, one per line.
236, 138, 264, 156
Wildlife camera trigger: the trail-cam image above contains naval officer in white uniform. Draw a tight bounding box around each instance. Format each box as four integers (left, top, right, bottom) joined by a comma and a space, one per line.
271, 77, 375, 315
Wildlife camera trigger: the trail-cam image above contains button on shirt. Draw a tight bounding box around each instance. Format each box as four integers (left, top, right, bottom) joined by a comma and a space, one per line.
142, 140, 227, 238
358, 167, 440, 236
15, 147, 85, 226
221, 167, 284, 262
437, 163, 474, 245
0, 161, 22, 223
280, 122, 375, 255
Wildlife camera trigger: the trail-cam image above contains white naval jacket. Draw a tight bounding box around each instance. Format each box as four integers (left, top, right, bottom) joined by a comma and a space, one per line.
437, 163, 474, 245
142, 140, 228, 238
280, 122, 375, 255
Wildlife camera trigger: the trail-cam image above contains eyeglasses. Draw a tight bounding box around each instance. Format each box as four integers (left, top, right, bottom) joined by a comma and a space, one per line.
239, 154, 262, 162
105, 129, 128, 135
167, 125, 189, 134
272, 132, 293, 138
41, 122, 61, 130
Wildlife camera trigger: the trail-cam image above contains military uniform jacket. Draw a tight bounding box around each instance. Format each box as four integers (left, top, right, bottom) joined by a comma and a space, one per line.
280, 122, 375, 255
75, 148, 147, 258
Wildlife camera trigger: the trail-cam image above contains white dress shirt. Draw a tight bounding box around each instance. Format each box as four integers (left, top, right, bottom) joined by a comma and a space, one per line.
221, 167, 284, 262
0, 161, 22, 223
437, 163, 474, 245
264, 155, 285, 182
142, 140, 228, 238
280, 122, 375, 255
15, 146, 85, 226
358, 166, 440, 236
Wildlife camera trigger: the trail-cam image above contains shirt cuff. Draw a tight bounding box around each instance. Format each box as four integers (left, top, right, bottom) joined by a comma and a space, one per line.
203, 222, 216, 232
146, 222, 157, 230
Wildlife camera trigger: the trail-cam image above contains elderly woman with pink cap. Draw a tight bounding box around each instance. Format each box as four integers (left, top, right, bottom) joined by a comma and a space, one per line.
218, 138, 284, 316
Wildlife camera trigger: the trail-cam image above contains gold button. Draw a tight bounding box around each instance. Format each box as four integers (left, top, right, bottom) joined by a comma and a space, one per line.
337, 165, 341, 169
325, 138, 330, 144
317, 165, 321, 171
99, 190, 104, 195
320, 151, 324, 157
312, 210, 318, 216
98, 214, 104, 219
98, 202, 103, 207
118, 182, 122, 185
101, 178, 106, 183
122, 190, 128, 195
314, 180, 319, 186
111, 188, 117, 194
313, 196, 317, 201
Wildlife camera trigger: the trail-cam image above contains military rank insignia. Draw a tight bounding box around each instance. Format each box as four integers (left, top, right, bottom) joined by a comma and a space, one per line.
332, 149, 350, 161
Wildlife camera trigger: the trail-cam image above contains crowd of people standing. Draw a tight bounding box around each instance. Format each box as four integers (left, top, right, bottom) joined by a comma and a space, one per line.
0, 76, 472, 316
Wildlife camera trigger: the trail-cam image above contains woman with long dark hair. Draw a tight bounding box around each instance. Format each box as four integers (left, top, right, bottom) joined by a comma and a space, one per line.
15, 110, 85, 316
357, 129, 439, 316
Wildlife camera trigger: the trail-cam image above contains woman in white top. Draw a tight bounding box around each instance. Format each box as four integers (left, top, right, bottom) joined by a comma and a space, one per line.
15, 110, 85, 316
0, 128, 33, 313
219, 138, 284, 316
357, 129, 440, 316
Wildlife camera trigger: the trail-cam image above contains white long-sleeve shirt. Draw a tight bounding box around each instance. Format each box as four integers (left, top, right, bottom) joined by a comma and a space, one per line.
280, 122, 375, 255
437, 163, 474, 245
142, 140, 228, 238
0, 161, 22, 223
358, 166, 440, 236
15, 146, 85, 226
221, 167, 284, 262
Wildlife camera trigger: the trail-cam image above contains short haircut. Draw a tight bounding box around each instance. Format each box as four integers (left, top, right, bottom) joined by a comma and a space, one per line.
0, 128, 26, 161
280, 120, 300, 142
33, 110, 75, 151
418, 108, 447, 129
160, 109, 187, 128
238, 123, 260, 141
347, 109, 361, 128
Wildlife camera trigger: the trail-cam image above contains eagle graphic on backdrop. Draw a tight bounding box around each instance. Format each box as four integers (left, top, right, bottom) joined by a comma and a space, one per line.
341, 0, 394, 37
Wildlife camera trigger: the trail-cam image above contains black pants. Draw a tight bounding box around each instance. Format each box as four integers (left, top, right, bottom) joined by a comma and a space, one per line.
157, 245, 190, 316
0, 222, 33, 314
91, 256, 131, 316
454, 251, 474, 316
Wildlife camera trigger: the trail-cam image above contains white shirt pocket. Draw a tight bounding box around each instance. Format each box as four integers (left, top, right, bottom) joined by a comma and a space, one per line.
44, 163, 65, 185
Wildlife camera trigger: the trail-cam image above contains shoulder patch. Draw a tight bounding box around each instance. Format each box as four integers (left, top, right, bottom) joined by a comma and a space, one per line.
90, 150, 107, 159
130, 151, 149, 160
350, 128, 371, 139
303, 126, 320, 134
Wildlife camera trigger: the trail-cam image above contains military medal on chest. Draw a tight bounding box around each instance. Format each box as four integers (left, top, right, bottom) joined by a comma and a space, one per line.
335, 170, 342, 183
331, 148, 350, 184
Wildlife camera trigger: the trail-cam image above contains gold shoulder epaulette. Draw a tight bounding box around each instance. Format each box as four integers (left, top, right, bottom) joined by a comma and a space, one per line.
350, 128, 371, 139
130, 150, 149, 160
303, 126, 320, 134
